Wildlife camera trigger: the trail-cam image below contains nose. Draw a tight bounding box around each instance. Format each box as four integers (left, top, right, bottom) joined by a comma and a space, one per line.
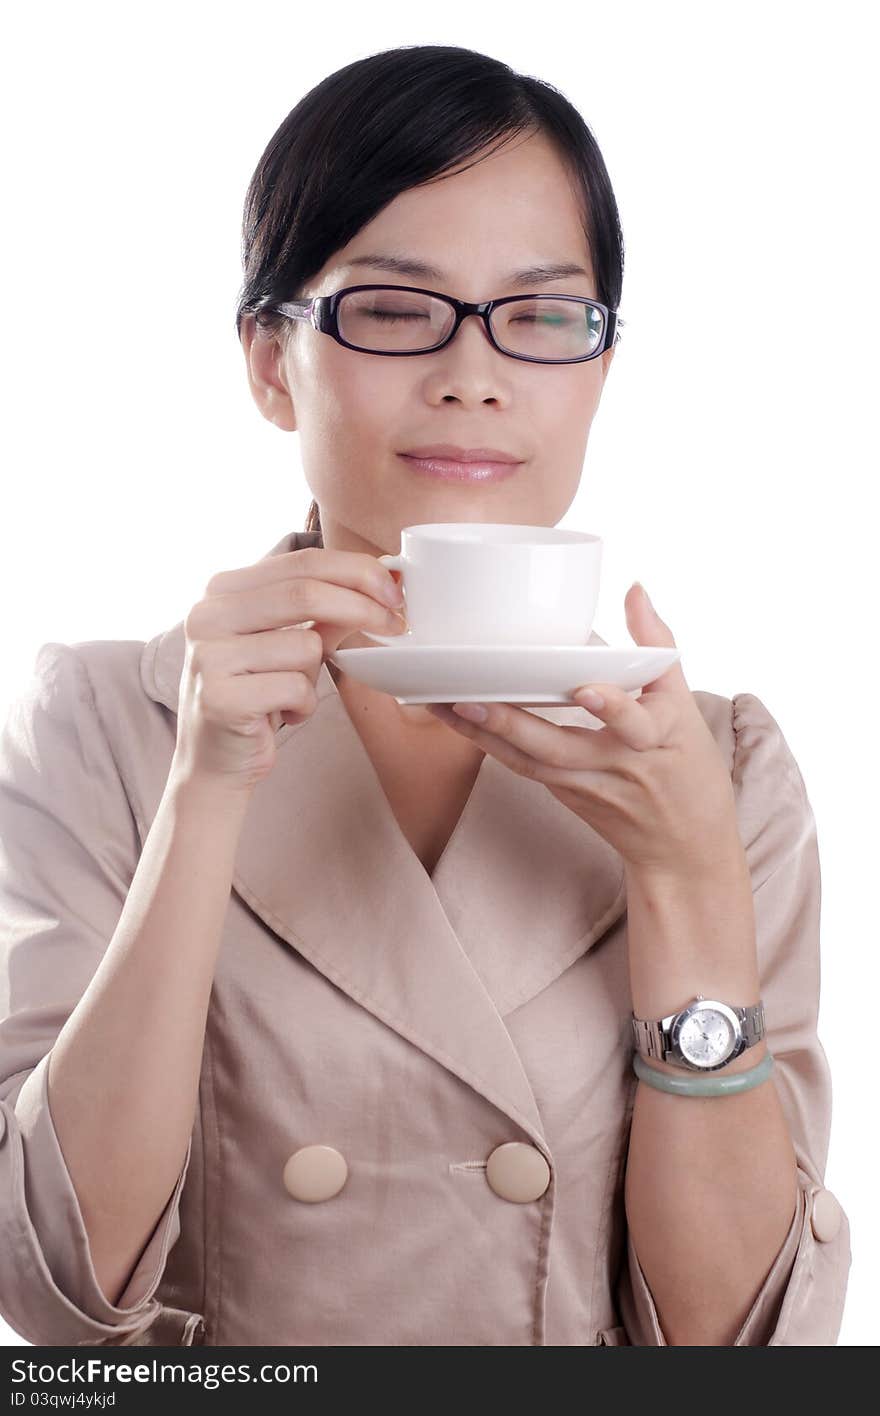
446, 309, 496, 353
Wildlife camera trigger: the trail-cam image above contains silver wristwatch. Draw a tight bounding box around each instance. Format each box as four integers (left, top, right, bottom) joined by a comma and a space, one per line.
631, 994, 766, 1073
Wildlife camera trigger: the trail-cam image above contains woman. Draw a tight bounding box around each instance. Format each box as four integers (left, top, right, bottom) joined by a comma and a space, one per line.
0, 45, 850, 1347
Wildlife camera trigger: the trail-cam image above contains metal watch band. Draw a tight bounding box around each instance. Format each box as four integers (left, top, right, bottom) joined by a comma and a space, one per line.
631, 1015, 670, 1062
739, 1002, 766, 1048
630, 999, 765, 1063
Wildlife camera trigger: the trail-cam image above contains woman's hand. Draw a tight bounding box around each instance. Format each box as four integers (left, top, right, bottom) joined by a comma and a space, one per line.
426, 583, 743, 878
172, 547, 408, 795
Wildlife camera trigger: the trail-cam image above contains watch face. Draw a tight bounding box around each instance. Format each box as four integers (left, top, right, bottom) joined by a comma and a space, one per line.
677, 1007, 737, 1067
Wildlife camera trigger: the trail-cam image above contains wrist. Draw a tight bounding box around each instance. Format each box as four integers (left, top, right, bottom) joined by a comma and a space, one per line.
166, 763, 256, 818
625, 858, 760, 1021
623, 834, 750, 895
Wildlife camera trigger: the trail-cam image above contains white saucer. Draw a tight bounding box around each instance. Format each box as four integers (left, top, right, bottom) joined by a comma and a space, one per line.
328, 643, 681, 705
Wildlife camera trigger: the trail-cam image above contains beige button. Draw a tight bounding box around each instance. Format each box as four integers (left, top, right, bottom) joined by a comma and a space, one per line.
810, 1187, 842, 1242
282, 1145, 348, 1203
486, 1142, 551, 1203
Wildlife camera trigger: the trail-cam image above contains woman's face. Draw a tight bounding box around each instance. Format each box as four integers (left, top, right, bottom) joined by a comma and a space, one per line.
242, 128, 616, 556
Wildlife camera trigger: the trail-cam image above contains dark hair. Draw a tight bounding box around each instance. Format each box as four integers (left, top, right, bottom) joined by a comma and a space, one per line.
235, 44, 626, 541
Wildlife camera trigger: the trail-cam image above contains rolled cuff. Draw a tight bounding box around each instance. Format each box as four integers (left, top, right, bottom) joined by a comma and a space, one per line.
618, 1167, 851, 1345
0, 1051, 202, 1346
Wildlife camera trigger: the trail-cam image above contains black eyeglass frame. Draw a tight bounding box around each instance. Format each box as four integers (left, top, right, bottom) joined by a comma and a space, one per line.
264, 284, 624, 365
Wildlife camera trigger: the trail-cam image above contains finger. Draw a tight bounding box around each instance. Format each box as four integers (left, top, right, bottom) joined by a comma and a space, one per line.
427, 700, 613, 775
425, 703, 585, 786
198, 577, 407, 640
570, 682, 669, 749
625, 582, 690, 695
206, 546, 404, 609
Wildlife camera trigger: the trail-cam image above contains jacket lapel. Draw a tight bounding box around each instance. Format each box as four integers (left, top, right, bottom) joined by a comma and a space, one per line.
140, 530, 628, 1145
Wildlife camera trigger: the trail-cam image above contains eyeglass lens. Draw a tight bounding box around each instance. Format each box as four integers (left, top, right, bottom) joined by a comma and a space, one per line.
337, 288, 605, 360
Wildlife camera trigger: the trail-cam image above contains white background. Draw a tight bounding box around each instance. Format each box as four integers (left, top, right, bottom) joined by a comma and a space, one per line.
2, 0, 876, 1347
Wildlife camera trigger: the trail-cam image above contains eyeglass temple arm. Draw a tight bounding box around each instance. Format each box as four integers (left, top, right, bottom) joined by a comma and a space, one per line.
274, 300, 314, 322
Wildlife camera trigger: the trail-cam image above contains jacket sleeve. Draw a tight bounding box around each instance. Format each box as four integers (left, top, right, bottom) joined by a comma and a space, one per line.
617, 690, 852, 1346
0, 642, 203, 1347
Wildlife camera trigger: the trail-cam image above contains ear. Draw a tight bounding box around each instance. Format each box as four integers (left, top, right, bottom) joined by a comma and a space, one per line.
599, 342, 616, 382
240, 314, 297, 432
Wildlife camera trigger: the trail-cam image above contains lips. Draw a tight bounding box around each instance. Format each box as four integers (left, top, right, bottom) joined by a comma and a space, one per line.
401, 444, 522, 464
398, 450, 521, 483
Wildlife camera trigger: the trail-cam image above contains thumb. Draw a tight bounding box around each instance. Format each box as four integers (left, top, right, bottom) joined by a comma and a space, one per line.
625, 582, 689, 693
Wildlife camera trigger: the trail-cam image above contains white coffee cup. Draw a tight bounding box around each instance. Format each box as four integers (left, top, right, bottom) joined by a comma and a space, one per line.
362, 523, 602, 646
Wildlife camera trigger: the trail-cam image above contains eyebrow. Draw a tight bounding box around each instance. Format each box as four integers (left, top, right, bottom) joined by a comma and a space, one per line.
344, 253, 591, 287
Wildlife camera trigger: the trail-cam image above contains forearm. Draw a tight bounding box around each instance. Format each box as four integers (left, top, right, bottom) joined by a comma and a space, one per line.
623, 850, 799, 1346
15, 765, 253, 1308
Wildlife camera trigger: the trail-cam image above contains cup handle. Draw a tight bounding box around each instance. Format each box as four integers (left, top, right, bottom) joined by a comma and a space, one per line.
361, 553, 410, 645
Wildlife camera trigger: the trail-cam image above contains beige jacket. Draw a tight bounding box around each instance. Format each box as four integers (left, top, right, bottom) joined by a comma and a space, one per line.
0, 529, 851, 1346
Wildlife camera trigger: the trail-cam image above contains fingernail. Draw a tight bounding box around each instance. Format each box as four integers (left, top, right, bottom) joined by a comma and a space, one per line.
634, 581, 654, 612
575, 687, 605, 710
452, 702, 488, 723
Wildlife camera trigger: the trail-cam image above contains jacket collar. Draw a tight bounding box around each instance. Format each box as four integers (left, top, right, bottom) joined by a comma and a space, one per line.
140, 529, 627, 1146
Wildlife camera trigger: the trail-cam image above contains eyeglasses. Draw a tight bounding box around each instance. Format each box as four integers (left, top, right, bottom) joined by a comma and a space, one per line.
262, 284, 624, 364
